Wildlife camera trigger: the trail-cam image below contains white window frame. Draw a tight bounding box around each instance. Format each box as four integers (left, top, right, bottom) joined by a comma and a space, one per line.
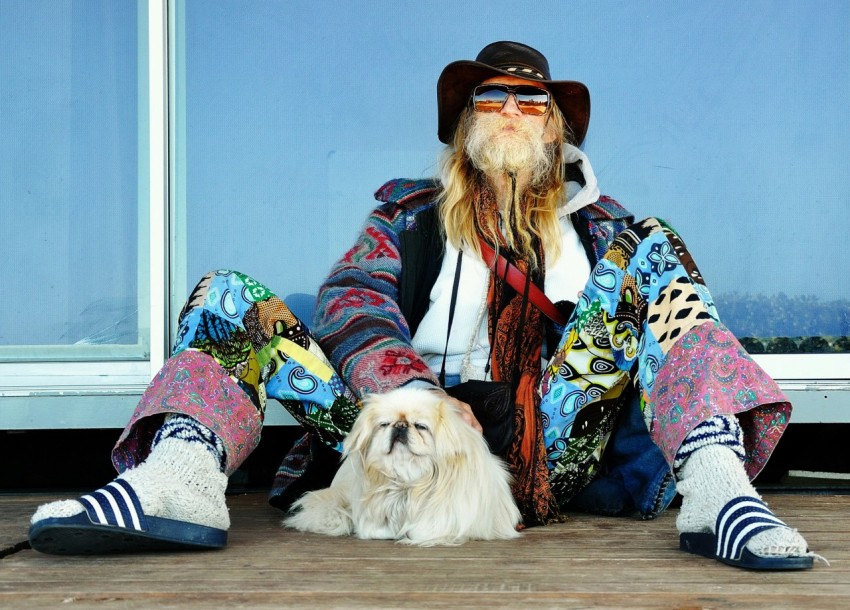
0, 0, 169, 428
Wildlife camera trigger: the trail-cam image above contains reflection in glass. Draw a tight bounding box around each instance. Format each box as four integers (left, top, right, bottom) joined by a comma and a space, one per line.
0, 1, 146, 357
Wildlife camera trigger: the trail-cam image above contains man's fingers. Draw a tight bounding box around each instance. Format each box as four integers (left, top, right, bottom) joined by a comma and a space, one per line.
450, 398, 483, 434
427, 388, 484, 433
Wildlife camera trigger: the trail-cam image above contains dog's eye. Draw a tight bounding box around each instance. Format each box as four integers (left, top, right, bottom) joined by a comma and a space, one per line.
413, 422, 429, 432
378, 421, 391, 428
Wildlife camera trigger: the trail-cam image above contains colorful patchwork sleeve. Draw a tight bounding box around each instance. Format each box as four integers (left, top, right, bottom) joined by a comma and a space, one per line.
312, 201, 439, 397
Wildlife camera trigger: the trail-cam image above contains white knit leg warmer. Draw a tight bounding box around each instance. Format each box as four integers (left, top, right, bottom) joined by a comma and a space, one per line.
675, 416, 809, 559
32, 415, 230, 530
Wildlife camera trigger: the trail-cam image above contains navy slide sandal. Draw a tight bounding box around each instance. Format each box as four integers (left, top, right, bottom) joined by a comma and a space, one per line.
28, 478, 227, 555
679, 496, 813, 570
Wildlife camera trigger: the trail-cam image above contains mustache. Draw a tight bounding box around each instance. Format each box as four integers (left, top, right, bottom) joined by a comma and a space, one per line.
468, 112, 546, 142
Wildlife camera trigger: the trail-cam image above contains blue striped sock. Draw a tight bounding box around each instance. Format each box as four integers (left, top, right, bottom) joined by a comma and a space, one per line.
153, 414, 227, 473
674, 414, 745, 477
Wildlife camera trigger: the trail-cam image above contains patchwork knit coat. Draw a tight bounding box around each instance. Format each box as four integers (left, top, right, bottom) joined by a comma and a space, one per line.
311, 177, 634, 398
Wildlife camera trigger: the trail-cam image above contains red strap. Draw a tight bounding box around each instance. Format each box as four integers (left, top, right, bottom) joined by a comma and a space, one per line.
477, 239, 568, 326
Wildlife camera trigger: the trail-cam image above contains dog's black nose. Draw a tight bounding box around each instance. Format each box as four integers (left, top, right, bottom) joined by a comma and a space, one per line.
390, 421, 409, 446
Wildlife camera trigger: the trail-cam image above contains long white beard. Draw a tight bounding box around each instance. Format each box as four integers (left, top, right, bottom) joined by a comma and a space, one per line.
464, 113, 553, 184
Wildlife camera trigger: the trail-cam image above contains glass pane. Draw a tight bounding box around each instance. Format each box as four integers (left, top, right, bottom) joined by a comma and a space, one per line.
0, 1, 148, 360
176, 0, 849, 355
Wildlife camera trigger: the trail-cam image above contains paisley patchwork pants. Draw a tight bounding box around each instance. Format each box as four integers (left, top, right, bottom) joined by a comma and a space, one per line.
112, 218, 790, 503
112, 270, 359, 476
539, 217, 790, 502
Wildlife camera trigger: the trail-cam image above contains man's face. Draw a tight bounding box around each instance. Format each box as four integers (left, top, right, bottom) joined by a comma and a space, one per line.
474, 75, 557, 144
464, 75, 558, 180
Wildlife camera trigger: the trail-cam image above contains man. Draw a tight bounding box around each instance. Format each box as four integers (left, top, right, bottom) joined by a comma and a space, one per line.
29, 41, 820, 570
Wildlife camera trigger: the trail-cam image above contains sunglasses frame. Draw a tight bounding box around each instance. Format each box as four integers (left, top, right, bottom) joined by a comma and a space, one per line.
470, 83, 552, 116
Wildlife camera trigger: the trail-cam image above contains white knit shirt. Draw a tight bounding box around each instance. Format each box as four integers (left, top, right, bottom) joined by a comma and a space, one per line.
411, 145, 599, 381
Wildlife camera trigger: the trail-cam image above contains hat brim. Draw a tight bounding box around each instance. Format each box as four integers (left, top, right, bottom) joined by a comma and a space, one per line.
437, 60, 590, 145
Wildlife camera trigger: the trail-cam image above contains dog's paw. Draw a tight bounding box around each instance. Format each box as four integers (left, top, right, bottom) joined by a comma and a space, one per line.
282, 488, 353, 537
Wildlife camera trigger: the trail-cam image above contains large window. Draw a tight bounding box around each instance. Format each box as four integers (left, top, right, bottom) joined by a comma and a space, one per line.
1, 1, 148, 360
175, 2, 848, 369
1, 0, 847, 429
0, 0, 164, 428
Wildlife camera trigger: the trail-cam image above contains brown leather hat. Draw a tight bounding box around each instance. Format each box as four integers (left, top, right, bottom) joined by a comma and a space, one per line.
437, 41, 590, 145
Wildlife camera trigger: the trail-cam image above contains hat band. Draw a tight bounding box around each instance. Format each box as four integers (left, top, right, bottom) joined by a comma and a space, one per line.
498, 65, 546, 80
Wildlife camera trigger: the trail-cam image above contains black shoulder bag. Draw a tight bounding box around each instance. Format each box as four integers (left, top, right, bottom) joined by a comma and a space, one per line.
440, 242, 569, 456
439, 250, 519, 457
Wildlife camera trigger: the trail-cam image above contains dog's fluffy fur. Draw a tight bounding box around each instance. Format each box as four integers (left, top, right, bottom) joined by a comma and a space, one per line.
283, 387, 521, 545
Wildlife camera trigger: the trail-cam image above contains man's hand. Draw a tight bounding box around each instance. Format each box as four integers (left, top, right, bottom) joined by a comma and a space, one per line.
437, 391, 483, 434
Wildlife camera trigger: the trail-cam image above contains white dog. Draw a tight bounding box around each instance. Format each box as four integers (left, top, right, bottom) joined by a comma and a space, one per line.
283, 386, 521, 545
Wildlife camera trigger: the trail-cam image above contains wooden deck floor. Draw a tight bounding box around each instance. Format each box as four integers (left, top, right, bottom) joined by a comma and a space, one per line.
1, 492, 847, 609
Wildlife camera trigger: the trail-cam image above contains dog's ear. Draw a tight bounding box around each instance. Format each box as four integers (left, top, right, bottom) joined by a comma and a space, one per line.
342, 394, 377, 458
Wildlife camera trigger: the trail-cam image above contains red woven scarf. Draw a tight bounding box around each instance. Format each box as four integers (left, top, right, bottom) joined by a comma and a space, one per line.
474, 183, 562, 525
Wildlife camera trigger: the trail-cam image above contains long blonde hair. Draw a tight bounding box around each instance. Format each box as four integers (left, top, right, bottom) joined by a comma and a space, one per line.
437, 106, 572, 271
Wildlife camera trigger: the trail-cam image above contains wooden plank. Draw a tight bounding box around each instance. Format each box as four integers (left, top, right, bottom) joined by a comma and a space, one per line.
1, 493, 847, 608
2, 592, 850, 610
2, 589, 849, 610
